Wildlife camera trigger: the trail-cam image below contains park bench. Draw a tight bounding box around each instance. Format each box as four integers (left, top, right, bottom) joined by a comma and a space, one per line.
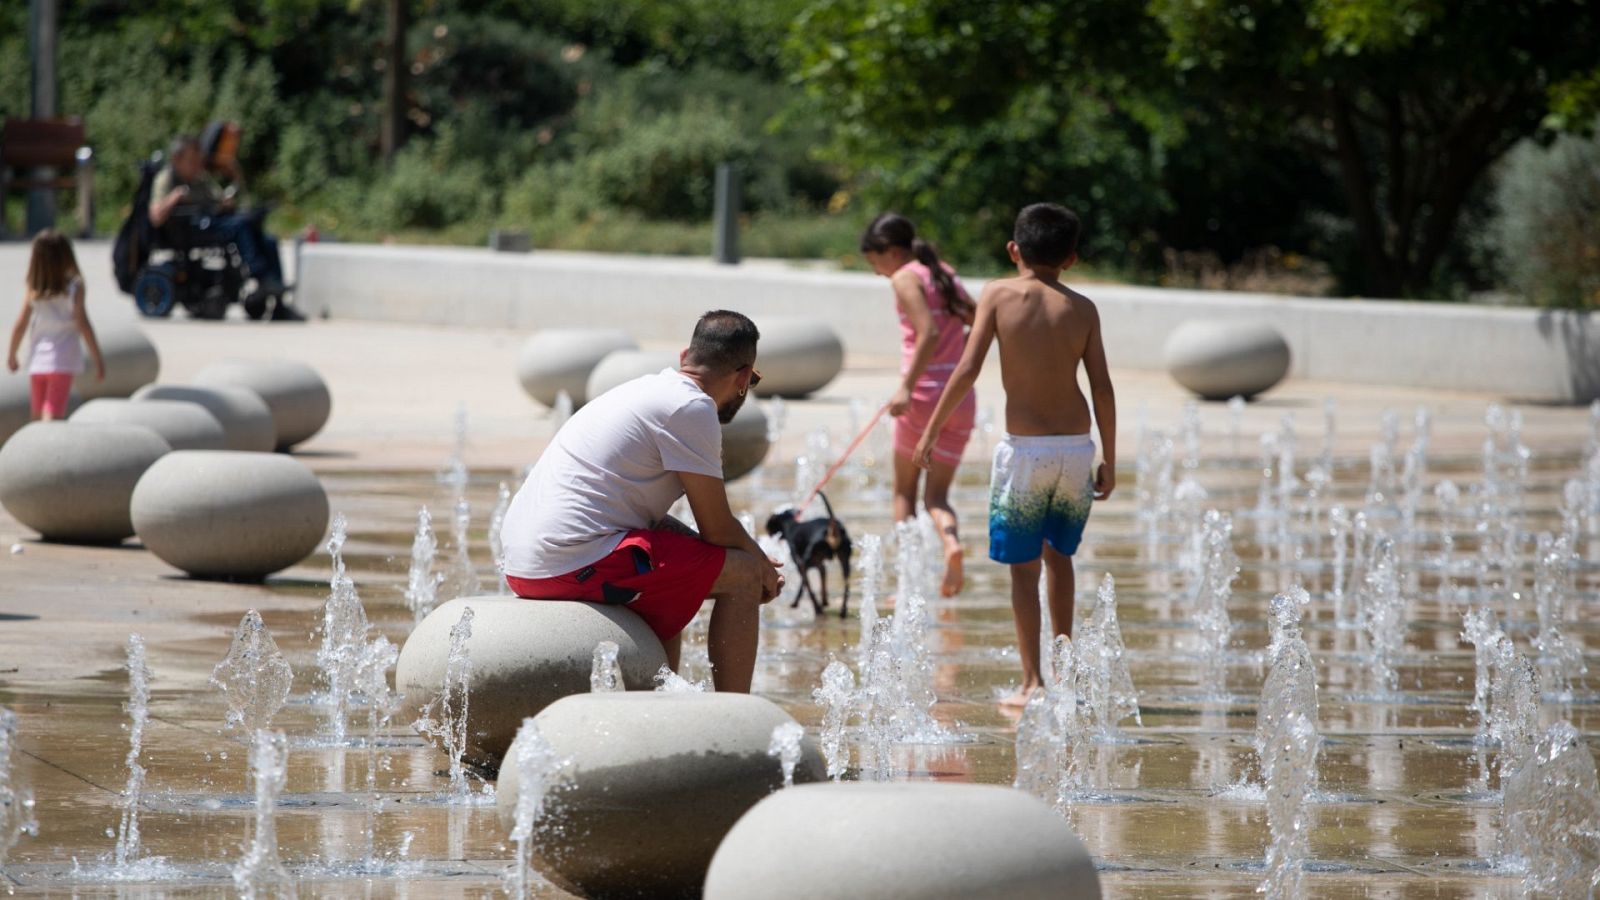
0, 117, 94, 238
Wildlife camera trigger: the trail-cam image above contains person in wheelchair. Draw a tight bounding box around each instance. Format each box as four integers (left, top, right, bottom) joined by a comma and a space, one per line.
147, 134, 297, 319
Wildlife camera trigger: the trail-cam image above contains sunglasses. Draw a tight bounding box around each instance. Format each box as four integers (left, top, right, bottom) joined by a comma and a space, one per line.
741, 365, 762, 388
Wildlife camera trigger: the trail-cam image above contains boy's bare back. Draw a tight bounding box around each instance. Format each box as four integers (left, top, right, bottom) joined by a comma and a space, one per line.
982, 274, 1108, 437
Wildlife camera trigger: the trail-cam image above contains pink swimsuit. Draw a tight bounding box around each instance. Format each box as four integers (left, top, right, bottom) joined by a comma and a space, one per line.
892, 261, 977, 466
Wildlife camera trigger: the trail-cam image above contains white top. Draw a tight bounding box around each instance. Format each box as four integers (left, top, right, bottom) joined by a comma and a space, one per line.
27, 277, 84, 375
501, 369, 724, 579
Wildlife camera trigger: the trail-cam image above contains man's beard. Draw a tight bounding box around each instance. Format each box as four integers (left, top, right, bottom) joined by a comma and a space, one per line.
717, 390, 747, 424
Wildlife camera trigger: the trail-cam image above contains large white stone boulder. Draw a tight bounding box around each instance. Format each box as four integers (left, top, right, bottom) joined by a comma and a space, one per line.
191, 359, 331, 450
75, 319, 160, 400
721, 398, 769, 482
395, 597, 667, 768
498, 692, 826, 899
1163, 320, 1291, 401
70, 398, 227, 451
0, 372, 31, 446
585, 349, 678, 403
0, 422, 171, 542
132, 385, 277, 452
131, 451, 329, 579
517, 329, 638, 408
751, 317, 844, 399
705, 782, 1102, 900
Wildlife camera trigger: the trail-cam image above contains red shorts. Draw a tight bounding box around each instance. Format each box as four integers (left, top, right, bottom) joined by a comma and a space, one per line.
505, 529, 726, 642
29, 372, 73, 419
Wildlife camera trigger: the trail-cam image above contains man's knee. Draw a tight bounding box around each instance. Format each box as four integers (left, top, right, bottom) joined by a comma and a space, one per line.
710, 547, 765, 600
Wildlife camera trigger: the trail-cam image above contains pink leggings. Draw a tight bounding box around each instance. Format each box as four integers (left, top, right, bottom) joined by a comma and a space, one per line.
29, 372, 73, 419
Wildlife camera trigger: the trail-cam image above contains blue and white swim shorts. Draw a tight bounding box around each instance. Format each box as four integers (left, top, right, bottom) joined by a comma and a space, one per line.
988, 433, 1097, 564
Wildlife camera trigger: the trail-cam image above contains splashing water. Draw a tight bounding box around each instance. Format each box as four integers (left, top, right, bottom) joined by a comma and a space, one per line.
853, 535, 884, 671
767, 721, 805, 788
1228, 395, 1247, 457
505, 719, 570, 899
403, 507, 441, 625
653, 665, 708, 693
1531, 533, 1586, 702
414, 606, 476, 801
1435, 481, 1461, 604
1258, 710, 1319, 900
1487, 637, 1541, 789
0, 707, 38, 867
1136, 430, 1175, 555
552, 390, 573, 429
1077, 575, 1141, 737
488, 482, 512, 594
1501, 721, 1600, 895
115, 634, 152, 868
232, 730, 294, 899
1257, 587, 1319, 801
1193, 510, 1237, 699
1015, 636, 1093, 812
813, 660, 855, 781
440, 497, 480, 601
1361, 535, 1404, 695
590, 641, 623, 693
438, 404, 469, 494
211, 610, 294, 735
319, 515, 374, 743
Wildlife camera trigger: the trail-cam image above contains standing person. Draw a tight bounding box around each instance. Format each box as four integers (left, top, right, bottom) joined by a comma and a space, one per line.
913, 204, 1116, 706
501, 310, 784, 692
860, 213, 977, 598
7, 230, 105, 420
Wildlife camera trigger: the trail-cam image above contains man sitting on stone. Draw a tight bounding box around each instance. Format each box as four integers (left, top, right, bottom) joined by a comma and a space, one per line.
502, 310, 783, 692
148, 134, 286, 300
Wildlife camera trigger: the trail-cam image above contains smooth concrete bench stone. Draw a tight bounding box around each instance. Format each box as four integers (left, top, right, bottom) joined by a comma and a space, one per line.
498, 692, 826, 900
132, 384, 277, 452
396, 597, 667, 768
0, 422, 171, 542
0, 372, 30, 446
70, 398, 228, 451
75, 319, 160, 400
518, 329, 638, 408
1164, 320, 1291, 401
722, 399, 769, 482
131, 451, 329, 579
751, 317, 844, 399
191, 359, 332, 450
585, 349, 679, 402
705, 782, 1102, 900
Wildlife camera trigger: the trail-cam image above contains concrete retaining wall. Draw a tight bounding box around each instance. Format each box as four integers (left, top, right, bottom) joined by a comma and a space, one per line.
298, 243, 1600, 403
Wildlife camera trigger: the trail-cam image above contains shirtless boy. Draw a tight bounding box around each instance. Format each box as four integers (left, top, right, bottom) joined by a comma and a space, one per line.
913, 203, 1116, 706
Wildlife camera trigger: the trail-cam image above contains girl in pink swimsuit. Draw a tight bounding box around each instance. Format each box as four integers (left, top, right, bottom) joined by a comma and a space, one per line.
6, 230, 105, 419
860, 213, 977, 596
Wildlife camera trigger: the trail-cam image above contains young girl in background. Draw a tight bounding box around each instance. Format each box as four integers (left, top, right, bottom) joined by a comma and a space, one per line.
860, 213, 976, 597
7, 230, 105, 419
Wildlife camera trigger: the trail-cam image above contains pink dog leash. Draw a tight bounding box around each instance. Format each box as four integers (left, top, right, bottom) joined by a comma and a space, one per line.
793, 401, 891, 517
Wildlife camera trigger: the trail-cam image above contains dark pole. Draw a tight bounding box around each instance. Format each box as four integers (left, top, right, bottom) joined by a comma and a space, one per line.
380, 0, 409, 162
26, 0, 59, 234
713, 163, 741, 265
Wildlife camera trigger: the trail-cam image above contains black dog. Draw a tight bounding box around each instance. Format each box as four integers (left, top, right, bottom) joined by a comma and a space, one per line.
765, 492, 853, 618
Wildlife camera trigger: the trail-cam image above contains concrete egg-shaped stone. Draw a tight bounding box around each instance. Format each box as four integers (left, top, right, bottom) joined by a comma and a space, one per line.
70, 398, 227, 451
130, 451, 329, 579
721, 398, 769, 482
1163, 321, 1291, 401
705, 782, 1102, 900
517, 329, 638, 408
192, 359, 331, 450
498, 692, 826, 899
0, 422, 171, 542
585, 349, 679, 403
133, 384, 277, 452
395, 597, 667, 768
74, 319, 160, 400
751, 317, 843, 399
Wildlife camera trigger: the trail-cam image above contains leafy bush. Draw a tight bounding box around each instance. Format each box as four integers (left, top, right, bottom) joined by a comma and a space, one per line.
1493, 132, 1600, 308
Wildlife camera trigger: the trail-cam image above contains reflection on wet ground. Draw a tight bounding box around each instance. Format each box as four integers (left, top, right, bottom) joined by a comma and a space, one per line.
3, 412, 1596, 899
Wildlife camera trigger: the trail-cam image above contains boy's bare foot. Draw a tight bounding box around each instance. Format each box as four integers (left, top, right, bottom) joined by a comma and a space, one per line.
940, 543, 964, 597
999, 682, 1042, 708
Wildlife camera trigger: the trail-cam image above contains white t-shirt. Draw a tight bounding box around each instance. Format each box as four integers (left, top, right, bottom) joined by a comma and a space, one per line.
502, 369, 724, 579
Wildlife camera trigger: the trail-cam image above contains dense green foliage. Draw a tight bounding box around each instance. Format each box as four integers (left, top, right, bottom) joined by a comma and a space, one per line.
2, 0, 1597, 301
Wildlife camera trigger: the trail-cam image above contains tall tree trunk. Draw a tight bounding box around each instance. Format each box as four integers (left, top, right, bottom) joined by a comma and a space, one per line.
380, 0, 409, 163
1327, 91, 1402, 297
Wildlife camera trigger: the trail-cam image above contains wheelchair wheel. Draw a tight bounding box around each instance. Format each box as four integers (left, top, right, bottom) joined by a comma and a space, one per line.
132, 267, 177, 318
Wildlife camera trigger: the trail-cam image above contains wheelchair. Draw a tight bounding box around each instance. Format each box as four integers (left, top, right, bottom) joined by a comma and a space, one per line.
114, 157, 285, 320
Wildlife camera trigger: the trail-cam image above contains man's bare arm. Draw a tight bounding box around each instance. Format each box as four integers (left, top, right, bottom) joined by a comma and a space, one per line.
913, 286, 999, 469
679, 471, 781, 600
653, 514, 700, 538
